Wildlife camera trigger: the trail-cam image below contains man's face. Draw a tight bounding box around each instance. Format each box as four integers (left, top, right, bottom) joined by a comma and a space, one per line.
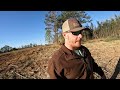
64, 30, 83, 49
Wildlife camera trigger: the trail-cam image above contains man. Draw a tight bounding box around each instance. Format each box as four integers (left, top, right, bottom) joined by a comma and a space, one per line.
47, 18, 106, 79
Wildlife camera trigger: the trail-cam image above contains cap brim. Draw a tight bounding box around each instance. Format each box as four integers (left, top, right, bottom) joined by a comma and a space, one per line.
69, 27, 85, 32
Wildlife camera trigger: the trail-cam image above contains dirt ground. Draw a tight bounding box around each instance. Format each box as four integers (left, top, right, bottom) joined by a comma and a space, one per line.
0, 40, 120, 79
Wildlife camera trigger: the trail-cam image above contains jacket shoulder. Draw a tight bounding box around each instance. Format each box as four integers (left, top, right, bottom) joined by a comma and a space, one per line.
80, 45, 90, 51
80, 45, 91, 55
49, 47, 64, 62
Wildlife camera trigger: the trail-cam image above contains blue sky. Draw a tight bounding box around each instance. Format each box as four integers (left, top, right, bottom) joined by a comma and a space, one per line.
0, 11, 120, 48
86, 11, 120, 27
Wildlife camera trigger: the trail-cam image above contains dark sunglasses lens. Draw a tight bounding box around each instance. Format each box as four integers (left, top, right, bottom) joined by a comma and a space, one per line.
72, 30, 82, 36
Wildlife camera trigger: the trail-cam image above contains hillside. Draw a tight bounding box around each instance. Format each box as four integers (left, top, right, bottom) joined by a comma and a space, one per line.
0, 40, 120, 79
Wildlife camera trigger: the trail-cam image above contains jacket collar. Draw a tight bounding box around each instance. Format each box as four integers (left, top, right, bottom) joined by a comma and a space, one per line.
61, 44, 82, 61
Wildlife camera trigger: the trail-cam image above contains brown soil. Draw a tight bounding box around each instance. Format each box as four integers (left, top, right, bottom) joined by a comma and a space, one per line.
0, 40, 120, 79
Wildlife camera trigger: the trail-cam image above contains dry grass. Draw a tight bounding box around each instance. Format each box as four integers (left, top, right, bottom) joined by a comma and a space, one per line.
84, 39, 120, 79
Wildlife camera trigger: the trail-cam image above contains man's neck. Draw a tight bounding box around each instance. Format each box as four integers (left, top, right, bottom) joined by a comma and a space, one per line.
64, 43, 73, 50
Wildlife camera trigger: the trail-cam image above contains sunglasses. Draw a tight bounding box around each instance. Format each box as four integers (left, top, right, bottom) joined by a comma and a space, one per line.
66, 30, 83, 36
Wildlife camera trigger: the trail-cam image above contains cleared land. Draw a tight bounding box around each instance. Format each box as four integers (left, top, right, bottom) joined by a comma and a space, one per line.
0, 40, 120, 79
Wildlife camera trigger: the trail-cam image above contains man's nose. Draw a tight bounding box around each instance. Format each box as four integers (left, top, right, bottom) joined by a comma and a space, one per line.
78, 34, 82, 39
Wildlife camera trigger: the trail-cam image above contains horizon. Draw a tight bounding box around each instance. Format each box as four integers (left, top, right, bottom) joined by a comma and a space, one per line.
0, 11, 120, 48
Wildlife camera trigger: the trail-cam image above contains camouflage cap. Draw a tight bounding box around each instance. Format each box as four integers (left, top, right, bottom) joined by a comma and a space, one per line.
62, 18, 85, 33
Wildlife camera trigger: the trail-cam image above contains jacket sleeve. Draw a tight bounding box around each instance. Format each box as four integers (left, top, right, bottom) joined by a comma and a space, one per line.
47, 58, 63, 79
47, 58, 57, 79
92, 57, 105, 77
81, 45, 106, 78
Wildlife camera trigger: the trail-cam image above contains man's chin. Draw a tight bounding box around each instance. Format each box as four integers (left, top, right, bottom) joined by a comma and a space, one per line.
75, 42, 81, 47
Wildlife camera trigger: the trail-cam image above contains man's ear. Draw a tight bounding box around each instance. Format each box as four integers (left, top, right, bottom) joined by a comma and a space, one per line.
62, 32, 66, 38
63, 32, 68, 40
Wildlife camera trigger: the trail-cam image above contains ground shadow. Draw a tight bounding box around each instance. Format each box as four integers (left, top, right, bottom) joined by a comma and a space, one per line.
110, 58, 120, 79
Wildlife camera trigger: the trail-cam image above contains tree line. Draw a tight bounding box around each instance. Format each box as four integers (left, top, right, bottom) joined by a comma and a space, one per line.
0, 43, 38, 53
93, 15, 120, 39
44, 11, 120, 44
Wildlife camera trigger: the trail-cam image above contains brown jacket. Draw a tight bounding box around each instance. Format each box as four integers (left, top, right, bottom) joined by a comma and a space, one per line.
47, 45, 104, 79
